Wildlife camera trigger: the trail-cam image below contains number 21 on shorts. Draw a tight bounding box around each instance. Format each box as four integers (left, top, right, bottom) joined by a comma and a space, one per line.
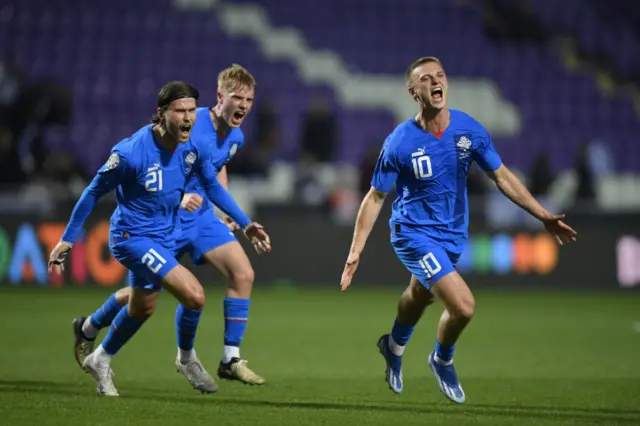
142, 248, 167, 274
419, 252, 442, 279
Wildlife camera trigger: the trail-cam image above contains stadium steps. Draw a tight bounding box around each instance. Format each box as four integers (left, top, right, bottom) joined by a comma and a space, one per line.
175, 0, 522, 137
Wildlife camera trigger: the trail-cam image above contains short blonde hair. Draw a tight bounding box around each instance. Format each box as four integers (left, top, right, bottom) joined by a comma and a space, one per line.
405, 56, 442, 87
218, 64, 256, 93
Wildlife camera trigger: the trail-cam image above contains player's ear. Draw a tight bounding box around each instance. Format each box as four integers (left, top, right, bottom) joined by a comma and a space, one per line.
157, 107, 164, 122
409, 88, 418, 103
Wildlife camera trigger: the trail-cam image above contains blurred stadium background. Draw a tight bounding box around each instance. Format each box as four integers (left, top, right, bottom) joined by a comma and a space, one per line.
0, 1, 639, 425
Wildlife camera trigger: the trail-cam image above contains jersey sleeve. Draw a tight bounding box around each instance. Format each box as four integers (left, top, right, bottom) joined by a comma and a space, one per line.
61, 151, 131, 243
236, 130, 246, 150
195, 147, 253, 229
472, 129, 502, 172
370, 140, 400, 193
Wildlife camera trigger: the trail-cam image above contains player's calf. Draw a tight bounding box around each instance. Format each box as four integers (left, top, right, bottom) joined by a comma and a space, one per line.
202, 243, 262, 383
430, 271, 475, 349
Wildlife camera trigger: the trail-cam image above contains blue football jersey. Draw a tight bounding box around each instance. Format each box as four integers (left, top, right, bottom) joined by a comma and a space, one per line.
371, 109, 502, 253
104, 125, 200, 243
62, 122, 252, 245
179, 107, 245, 223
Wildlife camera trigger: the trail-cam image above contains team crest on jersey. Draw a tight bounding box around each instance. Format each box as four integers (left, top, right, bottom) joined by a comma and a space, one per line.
183, 151, 197, 174
106, 153, 119, 170
454, 134, 472, 160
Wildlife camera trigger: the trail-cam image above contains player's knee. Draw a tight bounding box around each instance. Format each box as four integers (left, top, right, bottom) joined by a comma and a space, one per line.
115, 287, 132, 306
129, 298, 156, 321
453, 298, 475, 322
409, 282, 434, 306
183, 286, 205, 311
234, 267, 254, 288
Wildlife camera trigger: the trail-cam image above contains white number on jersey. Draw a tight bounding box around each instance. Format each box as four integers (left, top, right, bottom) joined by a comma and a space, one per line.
419, 252, 442, 279
145, 165, 163, 192
411, 152, 433, 179
141, 248, 167, 274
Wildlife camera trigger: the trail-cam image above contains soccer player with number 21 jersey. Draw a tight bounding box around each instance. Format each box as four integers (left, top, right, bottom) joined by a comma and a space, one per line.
48, 79, 270, 396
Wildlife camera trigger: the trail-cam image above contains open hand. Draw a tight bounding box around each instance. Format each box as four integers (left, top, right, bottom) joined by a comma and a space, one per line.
542, 214, 578, 245
340, 252, 360, 291
243, 222, 271, 255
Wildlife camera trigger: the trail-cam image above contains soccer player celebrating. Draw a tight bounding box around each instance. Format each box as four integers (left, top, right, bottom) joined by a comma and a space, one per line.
69, 65, 267, 391
48, 81, 270, 396
340, 57, 577, 403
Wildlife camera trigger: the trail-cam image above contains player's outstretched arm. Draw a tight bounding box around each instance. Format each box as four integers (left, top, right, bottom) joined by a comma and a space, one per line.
485, 164, 578, 245
341, 187, 387, 291
49, 152, 126, 274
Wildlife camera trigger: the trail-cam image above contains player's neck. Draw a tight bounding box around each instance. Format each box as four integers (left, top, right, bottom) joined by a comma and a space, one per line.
210, 106, 230, 140
416, 108, 450, 135
152, 124, 179, 151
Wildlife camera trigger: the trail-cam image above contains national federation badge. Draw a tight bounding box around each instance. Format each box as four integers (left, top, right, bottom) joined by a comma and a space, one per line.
106, 153, 120, 170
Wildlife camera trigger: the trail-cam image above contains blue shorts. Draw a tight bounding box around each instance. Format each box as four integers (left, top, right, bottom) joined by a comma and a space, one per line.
391, 225, 461, 289
174, 209, 237, 265
110, 232, 180, 291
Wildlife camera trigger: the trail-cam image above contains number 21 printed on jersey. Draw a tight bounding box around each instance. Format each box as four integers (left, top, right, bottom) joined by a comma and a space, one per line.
145, 165, 163, 192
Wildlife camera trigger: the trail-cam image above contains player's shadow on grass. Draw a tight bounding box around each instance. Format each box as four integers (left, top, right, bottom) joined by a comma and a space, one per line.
1, 380, 639, 424
212, 398, 639, 423
0, 380, 83, 395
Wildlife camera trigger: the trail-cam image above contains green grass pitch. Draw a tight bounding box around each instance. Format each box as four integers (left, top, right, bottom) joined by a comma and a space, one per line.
0, 285, 639, 426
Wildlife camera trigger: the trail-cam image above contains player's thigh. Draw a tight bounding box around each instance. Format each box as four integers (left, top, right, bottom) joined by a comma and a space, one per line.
111, 236, 180, 292
202, 241, 254, 286
161, 264, 205, 310
429, 271, 475, 320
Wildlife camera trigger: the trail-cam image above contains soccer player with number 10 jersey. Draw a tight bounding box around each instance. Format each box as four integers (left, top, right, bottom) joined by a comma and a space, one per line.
341, 57, 578, 403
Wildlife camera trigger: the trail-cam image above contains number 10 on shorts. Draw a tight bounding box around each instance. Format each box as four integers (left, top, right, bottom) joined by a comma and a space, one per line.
419, 253, 442, 279
142, 248, 167, 274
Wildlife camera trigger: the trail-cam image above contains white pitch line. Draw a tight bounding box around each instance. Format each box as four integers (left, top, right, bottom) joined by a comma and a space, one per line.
633, 322, 640, 333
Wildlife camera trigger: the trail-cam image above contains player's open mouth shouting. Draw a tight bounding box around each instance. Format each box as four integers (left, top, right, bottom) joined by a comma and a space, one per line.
430, 86, 443, 103
179, 123, 192, 140
231, 109, 246, 126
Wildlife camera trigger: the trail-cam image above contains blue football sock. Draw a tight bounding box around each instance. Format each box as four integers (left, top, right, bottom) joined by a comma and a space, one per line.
391, 317, 414, 346
89, 294, 123, 329
175, 304, 202, 351
223, 297, 250, 348
435, 339, 456, 362
101, 305, 144, 356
